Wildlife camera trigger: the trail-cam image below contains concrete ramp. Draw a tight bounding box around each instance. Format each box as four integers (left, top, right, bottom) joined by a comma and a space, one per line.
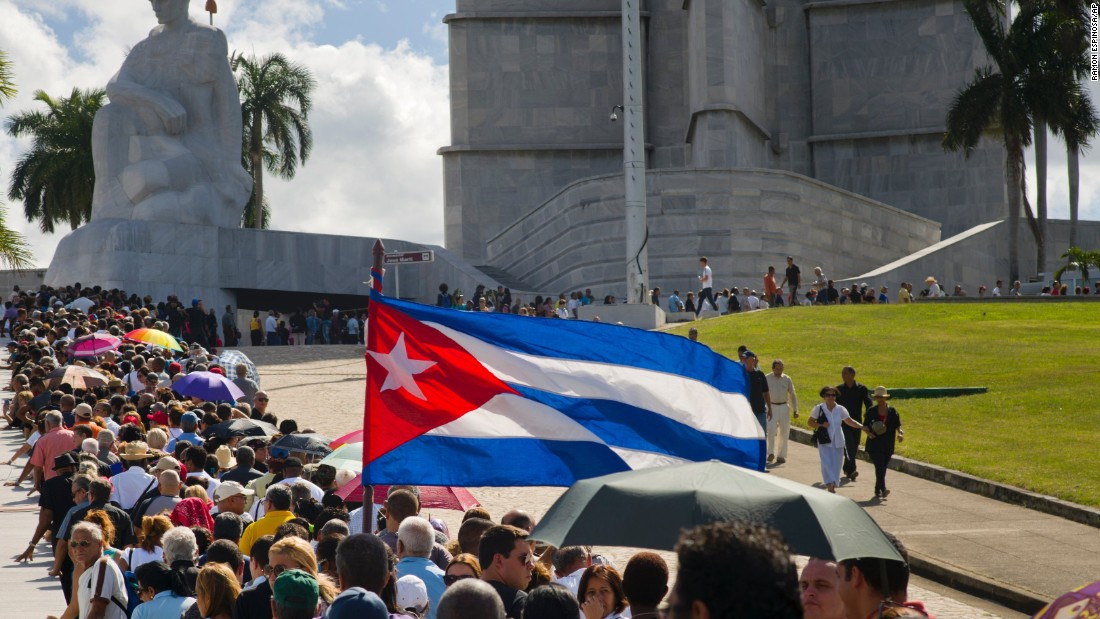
837, 220, 1009, 291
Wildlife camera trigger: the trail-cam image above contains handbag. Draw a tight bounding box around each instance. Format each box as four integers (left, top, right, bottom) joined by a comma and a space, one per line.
810, 405, 832, 446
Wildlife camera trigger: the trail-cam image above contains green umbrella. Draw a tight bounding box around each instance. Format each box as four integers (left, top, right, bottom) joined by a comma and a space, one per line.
318, 443, 363, 473
528, 460, 903, 562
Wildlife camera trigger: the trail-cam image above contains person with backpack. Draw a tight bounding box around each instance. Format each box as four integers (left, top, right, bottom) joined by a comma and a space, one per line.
48, 521, 130, 619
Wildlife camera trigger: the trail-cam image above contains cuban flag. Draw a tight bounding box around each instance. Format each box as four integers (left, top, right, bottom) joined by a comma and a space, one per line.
363, 291, 763, 487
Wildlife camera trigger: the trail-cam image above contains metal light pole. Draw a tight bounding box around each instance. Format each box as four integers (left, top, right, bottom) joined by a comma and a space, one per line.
206, 0, 218, 26
621, 0, 649, 304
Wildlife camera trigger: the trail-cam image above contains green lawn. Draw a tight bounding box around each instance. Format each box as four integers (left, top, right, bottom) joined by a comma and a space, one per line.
669, 302, 1100, 506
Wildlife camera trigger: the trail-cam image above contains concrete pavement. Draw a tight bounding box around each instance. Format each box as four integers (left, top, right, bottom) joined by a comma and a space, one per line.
766, 435, 1100, 613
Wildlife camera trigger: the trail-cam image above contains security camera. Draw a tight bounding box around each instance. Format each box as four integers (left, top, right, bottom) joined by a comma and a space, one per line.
609, 111, 619, 122
609, 105, 623, 123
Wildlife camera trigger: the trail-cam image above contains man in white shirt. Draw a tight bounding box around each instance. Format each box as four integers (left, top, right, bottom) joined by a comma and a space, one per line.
110, 442, 157, 510
764, 360, 799, 465
991, 280, 1003, 296
746, 291, 761, 311
551, 546, 591, 597
264, 310, 279, 345
696, 257, 714, 317
270, 457, 324, 501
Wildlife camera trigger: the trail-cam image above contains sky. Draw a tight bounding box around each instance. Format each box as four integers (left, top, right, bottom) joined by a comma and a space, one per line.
1, 1, 1099, 269
0, 0, 454, 268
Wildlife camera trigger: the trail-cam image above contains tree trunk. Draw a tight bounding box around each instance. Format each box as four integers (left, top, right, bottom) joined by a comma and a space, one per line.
1006, 144, 1022, 283
250, 109, 264, 229
1034, 121, 1047, 275
1068, 142, 1079, 250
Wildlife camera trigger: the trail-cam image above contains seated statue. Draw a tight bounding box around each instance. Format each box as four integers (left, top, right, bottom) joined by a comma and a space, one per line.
90, 0, 252, 228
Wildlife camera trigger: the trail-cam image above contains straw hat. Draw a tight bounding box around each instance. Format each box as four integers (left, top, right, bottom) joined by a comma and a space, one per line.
924, 276, 937, 284
873, 386, 890, 399
120, 441, 154, 460
215, 444, 237, 469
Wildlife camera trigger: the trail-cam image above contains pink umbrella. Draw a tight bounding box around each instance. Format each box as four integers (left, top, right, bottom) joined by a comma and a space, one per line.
330, 429, 363, 449
334, 475, 479, 511
70, 333, 122, 358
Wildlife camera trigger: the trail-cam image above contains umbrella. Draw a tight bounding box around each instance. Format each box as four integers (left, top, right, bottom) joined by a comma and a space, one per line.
66, 297, 96, 313
124, 328, 184, 352
173, 371, 245, 402
319, 443, 363, 472
1032, 580, 1100, 618
214, 349, 260, 386
202, 418, 279, 440
270, 433, 333, 457
48, 366, 110, 390
333, 474, 480, 510
528, 460, 904, 563
70, 333, 122, 358
330, 429, 362, 449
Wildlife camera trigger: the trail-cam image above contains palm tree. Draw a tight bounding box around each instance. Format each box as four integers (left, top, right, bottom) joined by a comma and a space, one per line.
1052, 246, 1099, 287
943, 0, 1081, 281
6, 87, 105, 233
0, 51, 33, 269
232, 52, 315, 229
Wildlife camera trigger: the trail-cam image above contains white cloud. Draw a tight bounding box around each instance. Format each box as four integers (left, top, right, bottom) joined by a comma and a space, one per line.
0, 0, 449, 268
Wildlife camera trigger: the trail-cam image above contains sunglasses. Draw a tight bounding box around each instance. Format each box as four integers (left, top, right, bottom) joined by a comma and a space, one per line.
70, 540, 97, 548
268, 565, 290, 577
255, 397, 269, 402
444, 574, 474, 586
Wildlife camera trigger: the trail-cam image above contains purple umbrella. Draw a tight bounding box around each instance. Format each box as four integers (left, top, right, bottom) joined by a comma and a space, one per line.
173, 371, 245, 402
70, 333, 121, 358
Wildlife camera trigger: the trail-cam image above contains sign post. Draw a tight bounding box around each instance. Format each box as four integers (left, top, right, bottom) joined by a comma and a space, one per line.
383, 250, 435, 299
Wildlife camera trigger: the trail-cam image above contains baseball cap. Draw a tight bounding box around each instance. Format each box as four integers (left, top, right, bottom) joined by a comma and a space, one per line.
740, 350, 757, 359
396, 575, 429, 615
273, 569, 319, 610
325, 588, 388, 619
150, 410, 169, 426
213, 480, 254, 503
180, 412, 199, 426
74, 403, 93, 419
153, 457, 181, 472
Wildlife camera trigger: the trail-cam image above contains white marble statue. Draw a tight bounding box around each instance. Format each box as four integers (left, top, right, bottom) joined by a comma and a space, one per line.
90, 0, 251, 228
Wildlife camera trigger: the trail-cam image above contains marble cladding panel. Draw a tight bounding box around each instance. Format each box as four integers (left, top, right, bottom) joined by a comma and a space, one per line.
456, 0, 620, 11
450, 19, 623, 145
485, 169, 942, 296
689, 110, 770, 168
442, 150, 623, 261
809, 1, 985, 135
814, 135, 1005, 235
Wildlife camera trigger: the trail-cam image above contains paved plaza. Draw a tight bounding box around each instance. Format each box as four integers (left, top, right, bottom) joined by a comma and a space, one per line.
5, 343, 1088, 617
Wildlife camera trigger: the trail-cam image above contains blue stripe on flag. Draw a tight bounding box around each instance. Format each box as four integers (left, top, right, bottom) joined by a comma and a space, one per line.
511, 385, 763, 467
373, 292, 747, 393
364, 436, 631, 486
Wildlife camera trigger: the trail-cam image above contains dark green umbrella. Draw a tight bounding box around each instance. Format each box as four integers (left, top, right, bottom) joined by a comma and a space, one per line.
528, 460, 903, 562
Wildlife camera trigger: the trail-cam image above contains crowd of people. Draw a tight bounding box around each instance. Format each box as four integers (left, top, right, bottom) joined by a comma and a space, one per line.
0, 281, 930, 618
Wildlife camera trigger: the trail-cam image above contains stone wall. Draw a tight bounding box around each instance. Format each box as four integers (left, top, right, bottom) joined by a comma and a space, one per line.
485, 168, 941, 299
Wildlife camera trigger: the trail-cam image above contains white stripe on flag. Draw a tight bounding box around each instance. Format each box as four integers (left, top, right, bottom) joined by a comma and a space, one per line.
426, 393, 606, 443
426, 321, 762, 440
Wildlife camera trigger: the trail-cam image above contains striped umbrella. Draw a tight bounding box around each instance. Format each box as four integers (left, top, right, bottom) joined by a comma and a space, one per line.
123, 328, 184, 352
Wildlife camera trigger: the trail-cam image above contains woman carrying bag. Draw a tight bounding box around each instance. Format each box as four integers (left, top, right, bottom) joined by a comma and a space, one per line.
865, 386, 904, 499
808, 386, 870, 493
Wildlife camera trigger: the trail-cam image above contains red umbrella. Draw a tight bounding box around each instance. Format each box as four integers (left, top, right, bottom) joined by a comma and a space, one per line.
70, 333, 122, 358
335, 475, 479, 511
330, 428, 362, 449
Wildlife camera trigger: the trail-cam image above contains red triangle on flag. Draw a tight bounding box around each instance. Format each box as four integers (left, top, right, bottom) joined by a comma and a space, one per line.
364, 299, 516, 461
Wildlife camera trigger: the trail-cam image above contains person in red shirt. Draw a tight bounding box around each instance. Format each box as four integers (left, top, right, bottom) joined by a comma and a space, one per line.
29, 411, 75, 488
71, 404, 102, 439
764, 266, 780, 307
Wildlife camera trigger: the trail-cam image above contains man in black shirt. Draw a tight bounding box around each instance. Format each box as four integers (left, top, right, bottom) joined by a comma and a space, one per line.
836, 366, 872, 482
780, 256, 801, 306
741, 350, 772, 435
64, 477, 137, 547
17, 453, 77, 563
479, 525, 533, 618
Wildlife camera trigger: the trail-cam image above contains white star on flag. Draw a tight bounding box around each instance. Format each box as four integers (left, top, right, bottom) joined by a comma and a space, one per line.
368, 332, 437, 400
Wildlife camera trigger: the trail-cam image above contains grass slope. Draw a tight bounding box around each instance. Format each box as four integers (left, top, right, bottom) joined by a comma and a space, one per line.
670, 302, 1100, 507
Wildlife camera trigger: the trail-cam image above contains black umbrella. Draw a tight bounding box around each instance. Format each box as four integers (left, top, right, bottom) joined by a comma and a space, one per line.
202, 418, 279, 439
270, 433, 333, 457
529, 460, 904, 562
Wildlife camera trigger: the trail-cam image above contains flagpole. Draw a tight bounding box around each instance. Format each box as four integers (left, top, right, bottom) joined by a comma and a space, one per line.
364, 239, 385, 491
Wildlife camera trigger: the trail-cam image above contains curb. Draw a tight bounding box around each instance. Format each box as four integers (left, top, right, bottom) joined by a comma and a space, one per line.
786, 427, 1099, 613
906, 550, 1050, 615
788, 427, 1100, 529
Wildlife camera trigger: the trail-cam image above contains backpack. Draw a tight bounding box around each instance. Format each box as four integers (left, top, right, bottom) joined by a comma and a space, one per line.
92, 556, 139, 617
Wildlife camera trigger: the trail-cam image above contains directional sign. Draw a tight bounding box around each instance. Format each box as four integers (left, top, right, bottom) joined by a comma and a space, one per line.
383, 250, 435, 265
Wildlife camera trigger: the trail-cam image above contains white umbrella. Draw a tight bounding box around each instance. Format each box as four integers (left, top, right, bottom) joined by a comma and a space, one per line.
66, 297, 96, 313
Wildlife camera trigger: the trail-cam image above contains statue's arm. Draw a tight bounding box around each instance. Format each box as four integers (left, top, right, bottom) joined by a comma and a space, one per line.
105, 40, 187, 135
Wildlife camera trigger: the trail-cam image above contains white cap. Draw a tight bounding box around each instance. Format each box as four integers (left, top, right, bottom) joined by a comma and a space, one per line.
396, 575, 428, 614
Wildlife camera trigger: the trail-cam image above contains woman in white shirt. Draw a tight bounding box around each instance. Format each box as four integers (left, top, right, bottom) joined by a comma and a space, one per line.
580, 565, 629, 619
808, 386, 870, 493
119, 515, 173, 573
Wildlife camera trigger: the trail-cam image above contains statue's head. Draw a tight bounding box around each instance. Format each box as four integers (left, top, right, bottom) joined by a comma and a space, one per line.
150, 0, 190, 26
